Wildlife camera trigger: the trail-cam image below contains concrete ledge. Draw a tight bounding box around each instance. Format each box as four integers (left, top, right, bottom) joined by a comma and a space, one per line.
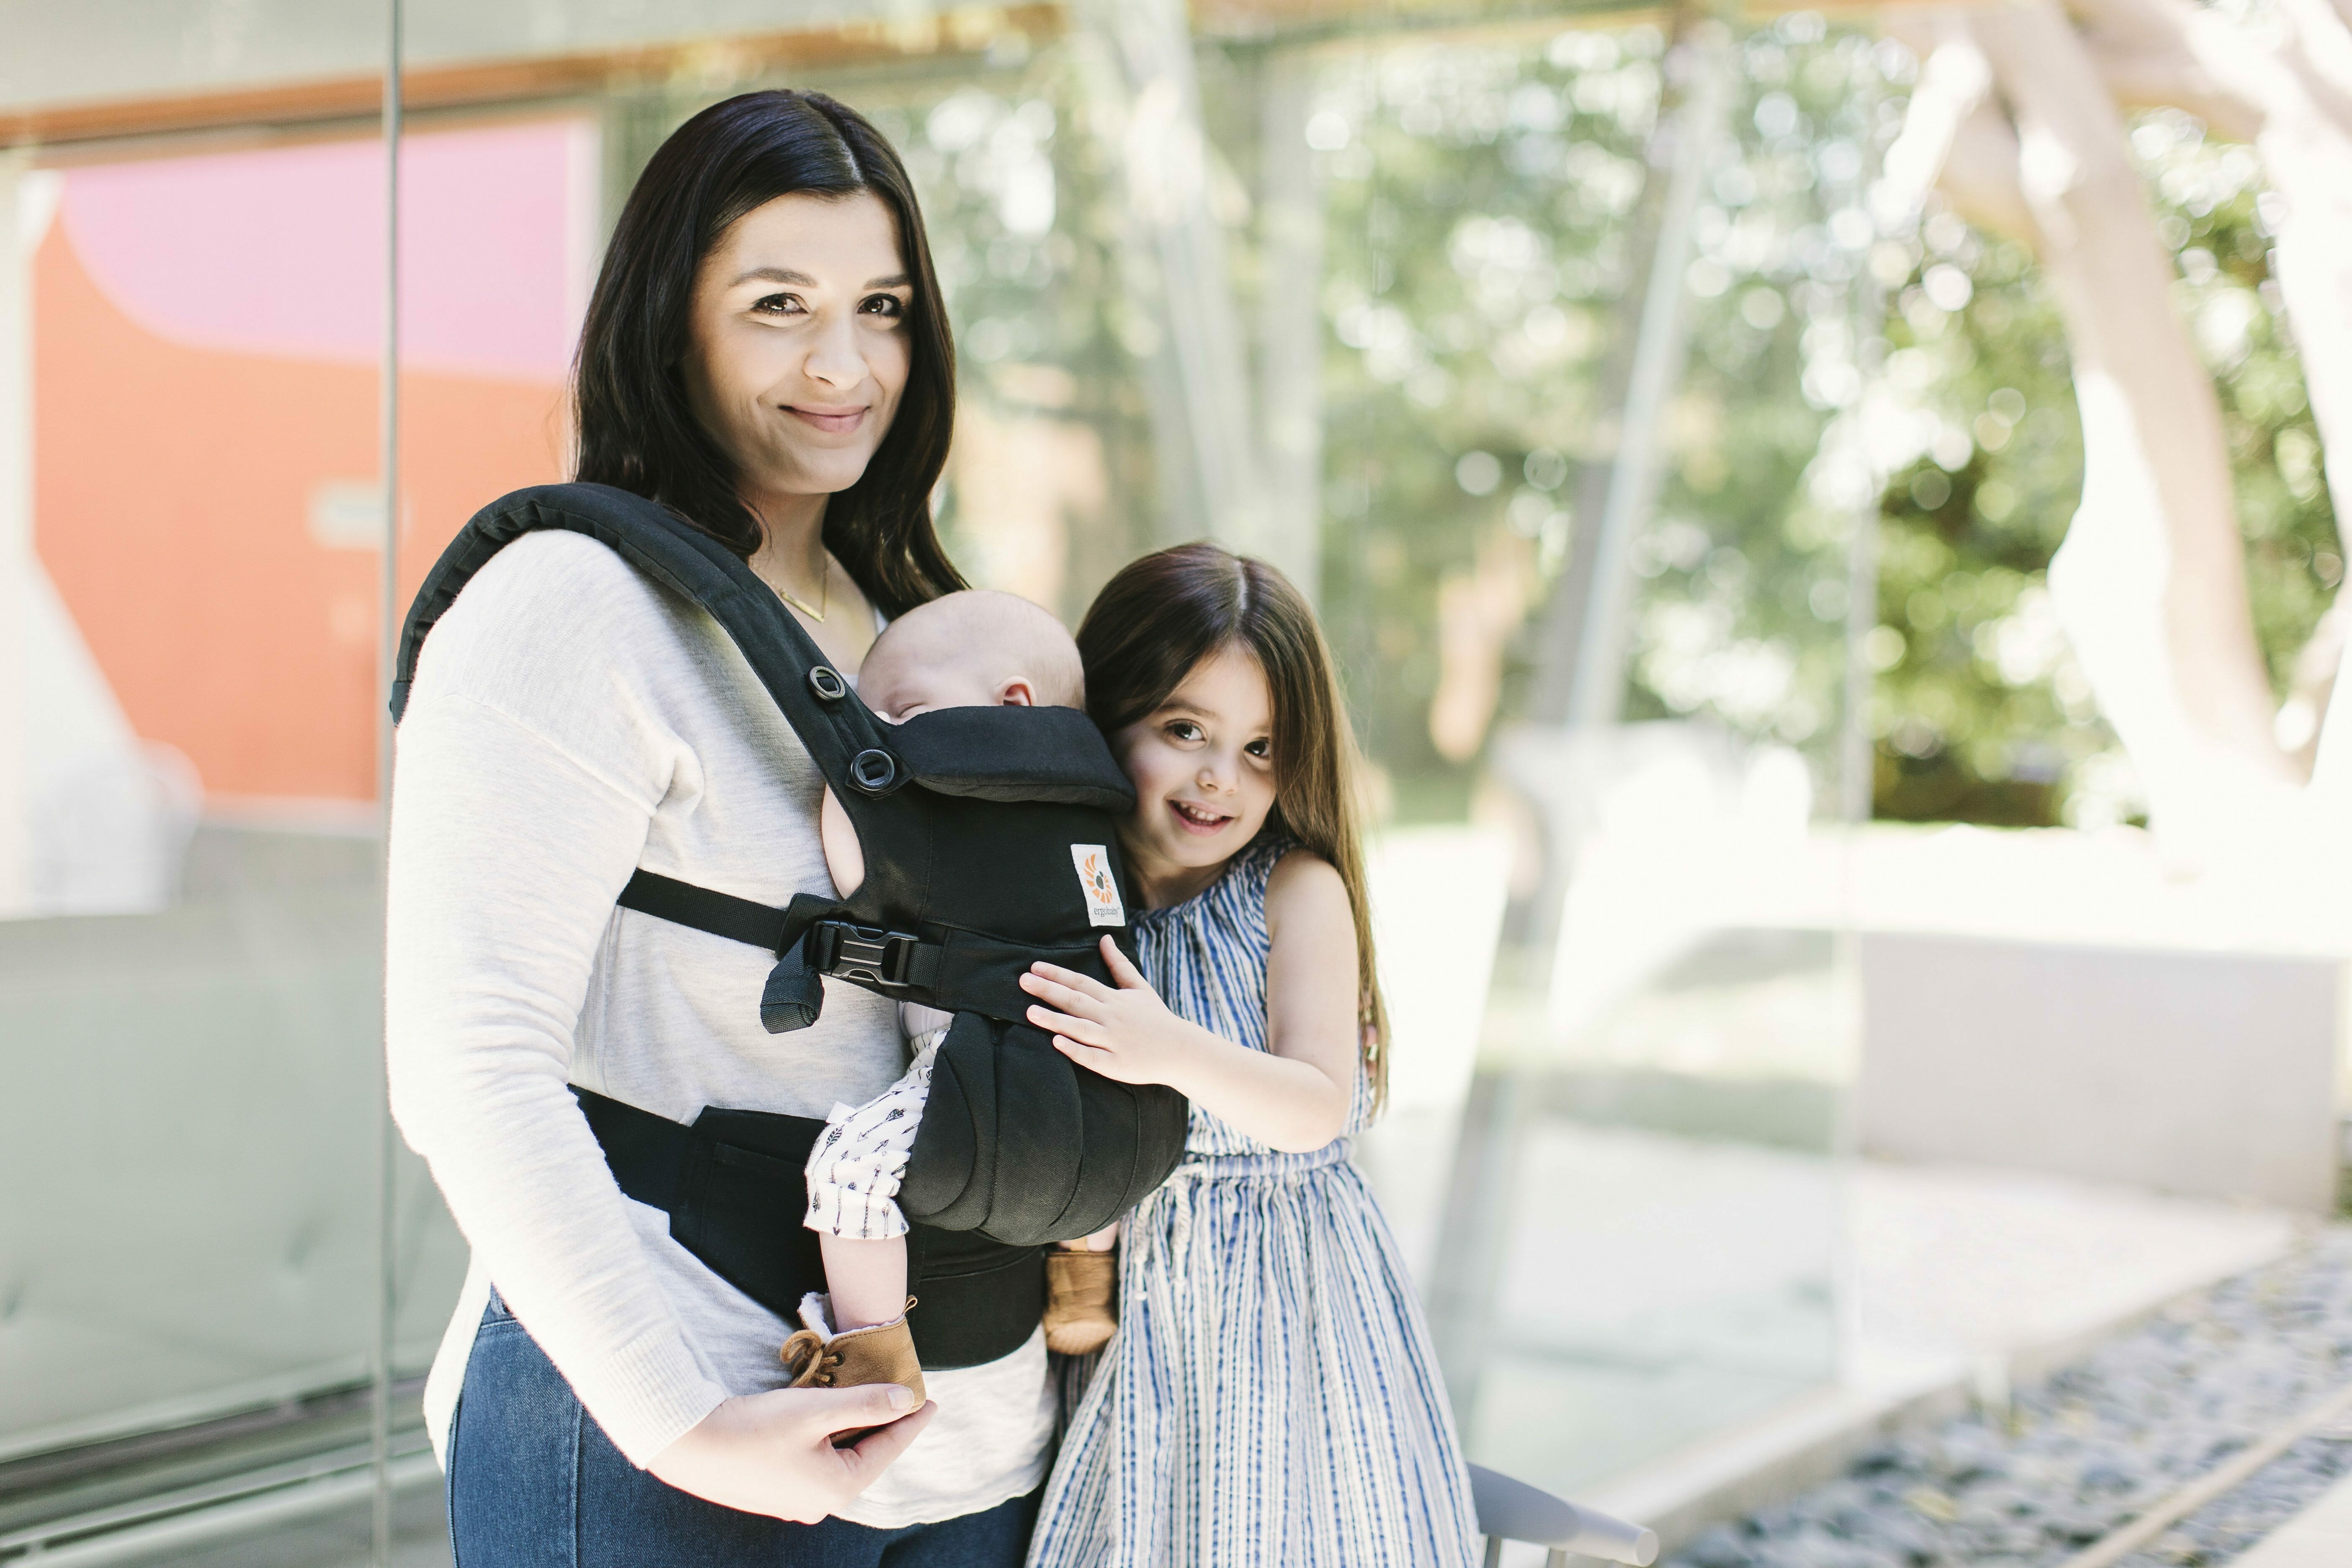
1860, 933, 2344, 1213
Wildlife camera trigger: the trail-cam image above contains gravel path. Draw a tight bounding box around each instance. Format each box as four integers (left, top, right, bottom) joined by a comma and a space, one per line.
1671, 1229, 2352, 1568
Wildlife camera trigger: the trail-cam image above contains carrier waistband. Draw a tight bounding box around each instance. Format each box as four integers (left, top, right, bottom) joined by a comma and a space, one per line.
570, 1086, 1043, 1371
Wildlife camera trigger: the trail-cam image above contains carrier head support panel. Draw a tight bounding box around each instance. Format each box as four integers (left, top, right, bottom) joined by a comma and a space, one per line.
392, 482, 1189, 1368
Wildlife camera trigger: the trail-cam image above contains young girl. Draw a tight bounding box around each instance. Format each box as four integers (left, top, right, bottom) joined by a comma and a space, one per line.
1021, 544, 1479, 1567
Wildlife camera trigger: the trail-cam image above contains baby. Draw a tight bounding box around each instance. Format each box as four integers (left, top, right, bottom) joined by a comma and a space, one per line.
784, 591, 1119, 1402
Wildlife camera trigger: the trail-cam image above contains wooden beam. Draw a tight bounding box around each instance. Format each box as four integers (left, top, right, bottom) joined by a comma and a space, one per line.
1194, 0, 1913, 38
5, 0, 1955, 155
1, 4, 1065, 152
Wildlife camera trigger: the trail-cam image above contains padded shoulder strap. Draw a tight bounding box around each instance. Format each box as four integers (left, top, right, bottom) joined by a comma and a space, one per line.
389, 482, 890, 797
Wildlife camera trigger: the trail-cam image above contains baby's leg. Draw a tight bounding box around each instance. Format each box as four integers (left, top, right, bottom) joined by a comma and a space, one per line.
818, 1233, 908, 1331
791, 1062, 934, 1411
1057, 1221, 1120, 1253
796, 1040, 939, 1390
1044, 1222, 1120, 1354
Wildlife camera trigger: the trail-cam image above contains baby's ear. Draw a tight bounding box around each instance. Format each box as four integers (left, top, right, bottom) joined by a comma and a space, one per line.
998, 678, 1037, 708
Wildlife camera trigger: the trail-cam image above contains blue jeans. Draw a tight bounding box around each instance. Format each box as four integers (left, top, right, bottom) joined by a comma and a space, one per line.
448, 1297, 1039, 1567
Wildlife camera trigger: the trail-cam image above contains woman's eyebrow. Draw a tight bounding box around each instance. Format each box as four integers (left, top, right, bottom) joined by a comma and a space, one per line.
729, 267, 910, 289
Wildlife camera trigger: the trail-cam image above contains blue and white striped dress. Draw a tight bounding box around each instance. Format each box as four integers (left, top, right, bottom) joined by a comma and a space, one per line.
1026, 838, 1479, 1567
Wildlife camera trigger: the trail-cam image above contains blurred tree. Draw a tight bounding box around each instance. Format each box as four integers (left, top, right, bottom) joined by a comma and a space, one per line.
1870, 98, 2337, 828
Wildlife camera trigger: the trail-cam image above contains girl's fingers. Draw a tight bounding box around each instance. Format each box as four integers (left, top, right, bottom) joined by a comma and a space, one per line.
1099, 937, 1150, 990
1019, 973, 1104, 1018
1028, 960, 1117, 1003
1027, 1004, 1106, 1046
1050, 1034, 1117, 1070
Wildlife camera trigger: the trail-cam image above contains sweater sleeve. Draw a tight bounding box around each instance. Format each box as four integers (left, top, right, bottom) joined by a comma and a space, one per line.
385, 685, 727, 1465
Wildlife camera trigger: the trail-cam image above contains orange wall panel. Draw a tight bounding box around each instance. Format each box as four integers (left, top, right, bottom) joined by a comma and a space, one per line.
34, 219, 568, 802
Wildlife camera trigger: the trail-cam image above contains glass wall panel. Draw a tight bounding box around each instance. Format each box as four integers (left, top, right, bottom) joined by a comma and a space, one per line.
0, 8, 450, 1561
0, 124, 448, 1563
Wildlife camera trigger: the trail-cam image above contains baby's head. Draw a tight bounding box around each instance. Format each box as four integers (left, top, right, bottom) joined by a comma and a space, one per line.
858, 590, 1084, 721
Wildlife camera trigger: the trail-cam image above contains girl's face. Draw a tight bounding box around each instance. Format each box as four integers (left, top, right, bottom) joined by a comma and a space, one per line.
1112, 644, 1278, 891
683, 190, 913, 505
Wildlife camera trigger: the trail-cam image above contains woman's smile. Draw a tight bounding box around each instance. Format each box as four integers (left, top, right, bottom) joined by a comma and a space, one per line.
784, 402, 870, 435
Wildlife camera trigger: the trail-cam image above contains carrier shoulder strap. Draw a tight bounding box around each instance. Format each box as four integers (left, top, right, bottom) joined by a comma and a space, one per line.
390, 482, 892, 805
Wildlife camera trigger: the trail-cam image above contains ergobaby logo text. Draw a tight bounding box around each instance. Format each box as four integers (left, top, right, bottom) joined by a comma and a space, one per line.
1070, 844, 1124, 927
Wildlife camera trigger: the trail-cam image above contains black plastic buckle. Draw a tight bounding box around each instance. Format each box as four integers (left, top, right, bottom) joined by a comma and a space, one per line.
811, 921, 922, 986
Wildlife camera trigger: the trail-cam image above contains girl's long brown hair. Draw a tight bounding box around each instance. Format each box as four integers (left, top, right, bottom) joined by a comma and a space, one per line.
1077, 542, 1388, 1109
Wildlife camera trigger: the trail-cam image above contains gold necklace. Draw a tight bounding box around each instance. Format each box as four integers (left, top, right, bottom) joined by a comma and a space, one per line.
774, 553, 829, 623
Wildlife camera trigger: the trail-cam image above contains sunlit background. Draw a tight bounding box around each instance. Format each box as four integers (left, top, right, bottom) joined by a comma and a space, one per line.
2, 2, 2345, 1564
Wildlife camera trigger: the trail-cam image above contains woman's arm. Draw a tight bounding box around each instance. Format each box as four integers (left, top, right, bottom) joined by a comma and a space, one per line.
388, 691, 729, 1462
1016, 851, 1359, 1152
395, 692, 936, 1513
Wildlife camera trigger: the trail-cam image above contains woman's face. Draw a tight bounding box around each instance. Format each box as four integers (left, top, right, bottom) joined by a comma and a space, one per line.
1113, 644, 1279, 883
683, 190, 913, 504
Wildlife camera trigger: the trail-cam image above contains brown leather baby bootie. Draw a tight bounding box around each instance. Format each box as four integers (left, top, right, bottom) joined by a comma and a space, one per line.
781, 1295, 926, 1444
1044, 1250, 1117, 1355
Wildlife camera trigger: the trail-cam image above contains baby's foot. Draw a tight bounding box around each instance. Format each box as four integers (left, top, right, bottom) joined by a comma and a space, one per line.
781, 1292, 927, 1442
1043, 1252, 1117, 1355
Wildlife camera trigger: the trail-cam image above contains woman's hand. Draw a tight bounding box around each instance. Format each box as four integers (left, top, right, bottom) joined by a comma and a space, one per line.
645, 1386, 935, 1522
1021, 936, 1207, 1088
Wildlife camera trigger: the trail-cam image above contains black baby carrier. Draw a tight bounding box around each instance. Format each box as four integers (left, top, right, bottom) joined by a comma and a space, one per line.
391, 482, 1189, 1368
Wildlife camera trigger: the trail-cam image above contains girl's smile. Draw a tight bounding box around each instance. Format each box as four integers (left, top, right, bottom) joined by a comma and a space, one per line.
1168, 799, 1235, 834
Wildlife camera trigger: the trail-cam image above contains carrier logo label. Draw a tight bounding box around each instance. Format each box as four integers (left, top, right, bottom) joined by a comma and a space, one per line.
1070, 845, 1125, 927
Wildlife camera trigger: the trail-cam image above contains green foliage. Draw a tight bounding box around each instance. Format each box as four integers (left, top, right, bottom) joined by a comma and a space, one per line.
1313, 17, 1882, 803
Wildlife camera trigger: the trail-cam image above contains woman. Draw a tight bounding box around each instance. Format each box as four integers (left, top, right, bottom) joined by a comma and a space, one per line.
387, 91, 1057, 1563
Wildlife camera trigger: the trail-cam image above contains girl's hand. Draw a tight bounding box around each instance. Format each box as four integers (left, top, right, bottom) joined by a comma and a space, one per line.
1021, 936, 1204, 1088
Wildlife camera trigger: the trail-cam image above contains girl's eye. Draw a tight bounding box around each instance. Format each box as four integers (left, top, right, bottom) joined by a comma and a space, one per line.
751, 293, 806, 316
860, 294, 906, 319
1244, 738, 1272, 760
1166, 720, 1204, 744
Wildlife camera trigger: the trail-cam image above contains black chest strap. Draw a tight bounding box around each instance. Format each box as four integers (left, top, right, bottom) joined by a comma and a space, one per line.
617, 869, 805, 953
616, 869, 953, 992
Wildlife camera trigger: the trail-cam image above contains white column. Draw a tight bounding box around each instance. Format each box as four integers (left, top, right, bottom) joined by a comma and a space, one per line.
0, 162, 175, 918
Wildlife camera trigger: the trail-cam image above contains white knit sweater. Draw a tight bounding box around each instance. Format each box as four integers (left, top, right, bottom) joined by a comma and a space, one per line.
384, 529, 1052, 1528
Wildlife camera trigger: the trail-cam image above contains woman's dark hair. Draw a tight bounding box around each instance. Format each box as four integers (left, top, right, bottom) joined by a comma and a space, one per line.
1077, 543, 1389, 1108
574, 89, 965, 615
